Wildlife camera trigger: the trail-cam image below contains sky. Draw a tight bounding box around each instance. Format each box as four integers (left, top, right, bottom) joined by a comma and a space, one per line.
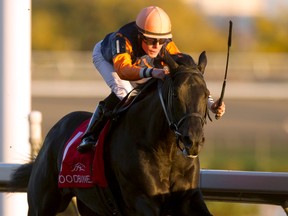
183, 0, 288, 17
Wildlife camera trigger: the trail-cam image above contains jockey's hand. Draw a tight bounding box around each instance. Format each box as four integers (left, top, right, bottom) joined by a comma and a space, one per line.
151, 67, 169, 80
211, 99, 226, 118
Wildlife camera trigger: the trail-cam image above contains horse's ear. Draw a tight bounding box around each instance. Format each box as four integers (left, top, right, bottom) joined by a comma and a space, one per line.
198, 51, 207, 74
161, 49, 179, 72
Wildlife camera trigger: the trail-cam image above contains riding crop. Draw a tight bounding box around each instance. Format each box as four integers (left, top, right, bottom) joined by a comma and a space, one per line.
216, 20, 233, 120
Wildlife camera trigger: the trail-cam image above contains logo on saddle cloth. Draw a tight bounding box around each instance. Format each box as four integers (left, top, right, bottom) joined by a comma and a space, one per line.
72, 162, 86, 172
58, 119, 110, 188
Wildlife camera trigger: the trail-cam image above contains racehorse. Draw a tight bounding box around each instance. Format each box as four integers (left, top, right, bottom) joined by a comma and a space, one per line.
9, 51, 212, 216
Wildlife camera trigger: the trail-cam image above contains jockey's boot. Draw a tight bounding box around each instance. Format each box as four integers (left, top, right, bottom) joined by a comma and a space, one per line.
77, 102, 105, 153
77, 92, 120, 153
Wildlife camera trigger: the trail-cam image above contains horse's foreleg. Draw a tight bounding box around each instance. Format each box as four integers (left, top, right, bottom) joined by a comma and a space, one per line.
134, 196, 161, 216
180, 188, 212, 216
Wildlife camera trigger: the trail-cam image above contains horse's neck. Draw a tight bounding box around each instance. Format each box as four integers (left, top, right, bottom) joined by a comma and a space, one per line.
131, 91, 176, 147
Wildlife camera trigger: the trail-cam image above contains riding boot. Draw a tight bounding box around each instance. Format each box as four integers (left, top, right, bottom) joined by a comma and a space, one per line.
77, 92, 120, 153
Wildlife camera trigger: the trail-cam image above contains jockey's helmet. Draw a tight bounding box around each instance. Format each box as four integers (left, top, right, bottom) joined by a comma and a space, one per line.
136, 6, 172, 39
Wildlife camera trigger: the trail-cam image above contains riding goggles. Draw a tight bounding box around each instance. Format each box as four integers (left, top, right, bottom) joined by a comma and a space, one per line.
141, 35, 168, 45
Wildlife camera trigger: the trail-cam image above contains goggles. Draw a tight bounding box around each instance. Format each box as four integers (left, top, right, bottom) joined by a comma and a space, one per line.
141, 35, 168, 45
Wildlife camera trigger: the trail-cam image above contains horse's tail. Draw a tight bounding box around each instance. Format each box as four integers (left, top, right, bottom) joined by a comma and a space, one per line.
8, 162, 33, 192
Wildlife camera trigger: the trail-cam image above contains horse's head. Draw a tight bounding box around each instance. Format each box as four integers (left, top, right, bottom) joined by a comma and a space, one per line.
160, 51, 209, 158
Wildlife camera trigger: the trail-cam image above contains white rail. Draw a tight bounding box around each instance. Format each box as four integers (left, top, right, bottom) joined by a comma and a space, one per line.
200, 169, 288, 215
1, 163, 288, 214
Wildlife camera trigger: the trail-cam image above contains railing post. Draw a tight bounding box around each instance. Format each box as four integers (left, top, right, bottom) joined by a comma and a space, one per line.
0, 0, 31, 215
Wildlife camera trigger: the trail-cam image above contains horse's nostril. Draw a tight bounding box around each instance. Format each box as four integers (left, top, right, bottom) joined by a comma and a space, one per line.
183, 135, 204, 146
182, 136, 192, 147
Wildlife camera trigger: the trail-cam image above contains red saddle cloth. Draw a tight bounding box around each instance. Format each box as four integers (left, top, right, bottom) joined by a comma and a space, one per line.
58, 119, 110, 188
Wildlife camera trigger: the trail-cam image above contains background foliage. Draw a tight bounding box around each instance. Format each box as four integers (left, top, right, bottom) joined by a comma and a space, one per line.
32, 0, 288, 52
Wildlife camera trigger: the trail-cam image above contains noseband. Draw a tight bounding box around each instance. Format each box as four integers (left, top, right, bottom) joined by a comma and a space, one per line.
157, 72, 207, 158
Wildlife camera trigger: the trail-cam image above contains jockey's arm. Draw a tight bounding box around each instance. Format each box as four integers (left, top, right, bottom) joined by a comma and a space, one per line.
112, 40, 180, 81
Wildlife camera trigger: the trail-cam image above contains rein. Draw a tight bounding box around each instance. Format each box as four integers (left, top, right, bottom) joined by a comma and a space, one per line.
157, 72, 206, 158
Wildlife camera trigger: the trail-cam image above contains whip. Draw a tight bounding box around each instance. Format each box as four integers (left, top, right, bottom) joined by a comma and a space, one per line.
216, 20, 233, 120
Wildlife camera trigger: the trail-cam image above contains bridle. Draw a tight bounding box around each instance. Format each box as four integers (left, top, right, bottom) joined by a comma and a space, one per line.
157, 71, 207, 158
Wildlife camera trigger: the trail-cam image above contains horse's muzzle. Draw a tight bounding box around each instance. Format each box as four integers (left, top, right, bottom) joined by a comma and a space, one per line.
181, 135, 204, 158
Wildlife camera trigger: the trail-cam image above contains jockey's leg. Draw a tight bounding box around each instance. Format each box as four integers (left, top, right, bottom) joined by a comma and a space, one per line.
92, 41, 133, 100
77, 41, 132, 154
77, 92, 120, 153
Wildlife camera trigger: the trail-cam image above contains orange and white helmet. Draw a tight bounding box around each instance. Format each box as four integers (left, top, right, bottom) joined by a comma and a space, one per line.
136, 6, 172, 39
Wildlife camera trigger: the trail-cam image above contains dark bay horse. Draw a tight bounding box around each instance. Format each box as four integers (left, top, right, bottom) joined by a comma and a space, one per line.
9, 51, 212, 216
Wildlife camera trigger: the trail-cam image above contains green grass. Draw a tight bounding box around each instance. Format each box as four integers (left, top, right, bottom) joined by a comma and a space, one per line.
206, 202, 259, 216
200, 141, 288, 172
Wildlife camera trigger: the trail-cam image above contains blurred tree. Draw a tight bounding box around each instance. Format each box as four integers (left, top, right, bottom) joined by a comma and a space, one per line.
254, 12, 288, 52
31, 0, 227, 52
163, 2, 227, 52
31, 0, 288, 52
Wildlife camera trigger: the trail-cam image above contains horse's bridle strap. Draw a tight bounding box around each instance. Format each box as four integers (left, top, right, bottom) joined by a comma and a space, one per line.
157, 79, 204, 135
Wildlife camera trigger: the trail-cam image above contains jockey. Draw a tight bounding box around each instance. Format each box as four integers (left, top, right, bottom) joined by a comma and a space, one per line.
77, 6, 225, 153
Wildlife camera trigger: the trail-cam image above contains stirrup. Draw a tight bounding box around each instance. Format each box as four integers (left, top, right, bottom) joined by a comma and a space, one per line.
77, 137, 96, 153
